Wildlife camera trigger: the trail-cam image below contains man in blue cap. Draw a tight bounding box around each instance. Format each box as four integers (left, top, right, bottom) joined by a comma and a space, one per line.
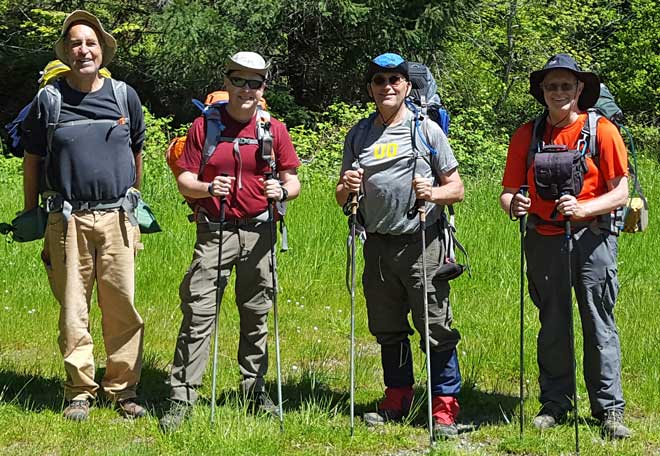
336, 53, 465, 438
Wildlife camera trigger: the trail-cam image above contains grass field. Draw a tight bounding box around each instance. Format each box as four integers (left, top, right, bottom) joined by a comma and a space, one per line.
1, 155, 658, 455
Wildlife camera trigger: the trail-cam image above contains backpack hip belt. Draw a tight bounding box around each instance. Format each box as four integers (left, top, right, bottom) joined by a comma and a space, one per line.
45, 189, 139, 227
526, 213, 615, 235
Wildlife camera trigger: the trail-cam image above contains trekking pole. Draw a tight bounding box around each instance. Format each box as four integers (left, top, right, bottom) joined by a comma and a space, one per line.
266, 172, 285, 432
417, 199, 434, 446
210, 183, 227, 425
347, 192, 358, 436
511, 185, 529, 438
564, 217, 579, 455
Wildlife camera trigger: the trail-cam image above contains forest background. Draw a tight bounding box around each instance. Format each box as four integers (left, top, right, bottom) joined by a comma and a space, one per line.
1, 0, 659, 168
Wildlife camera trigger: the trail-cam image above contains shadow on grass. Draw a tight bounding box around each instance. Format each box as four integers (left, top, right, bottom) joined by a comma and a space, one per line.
0, 355, 170, 415
0, 369, 63, 412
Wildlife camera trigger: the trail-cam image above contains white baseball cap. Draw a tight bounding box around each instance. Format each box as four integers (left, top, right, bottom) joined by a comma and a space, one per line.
225, 52, 270, 79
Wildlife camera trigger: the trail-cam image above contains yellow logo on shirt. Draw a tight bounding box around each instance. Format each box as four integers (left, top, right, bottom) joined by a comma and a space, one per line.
373, 143, 398, 159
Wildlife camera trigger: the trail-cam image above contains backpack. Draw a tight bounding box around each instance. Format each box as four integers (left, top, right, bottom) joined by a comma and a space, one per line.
165, 91, 268, 179
2, 60, 113, 158
348, 62, 470, 279
166, 92, 289, 250
526, 83, 647, 233
406, 62, 469, 278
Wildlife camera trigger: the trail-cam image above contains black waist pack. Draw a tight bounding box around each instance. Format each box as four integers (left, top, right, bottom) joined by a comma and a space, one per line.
534, 144, 587, 201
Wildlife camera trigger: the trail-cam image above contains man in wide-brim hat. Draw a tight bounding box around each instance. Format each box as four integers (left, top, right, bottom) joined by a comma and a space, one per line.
21, 9, 147, 421
500, 53, 631, 439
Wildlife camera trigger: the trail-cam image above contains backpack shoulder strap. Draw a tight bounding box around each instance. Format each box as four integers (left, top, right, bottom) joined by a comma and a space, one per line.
110, 79, 130, 123
198, 105, 225, 179
349, 114, 376, 166
526, 114, 546, 172
110, 79, 132, 149
40, 81, 62, 156
586, 110, 600, 167
256, 108, 274, 171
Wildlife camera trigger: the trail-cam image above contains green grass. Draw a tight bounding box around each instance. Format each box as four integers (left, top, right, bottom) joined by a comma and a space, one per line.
1, 156, 659, 455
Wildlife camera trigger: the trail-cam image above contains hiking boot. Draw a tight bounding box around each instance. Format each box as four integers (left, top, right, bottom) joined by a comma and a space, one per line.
63, 399, 90, 421
432, 396, 459, 440
363, 386, 413, 427
248, 391, 280, 418
159, 400, 192, 433
600, 409, 631, 439
533, 403, 566, 430
117, 398, 147, 419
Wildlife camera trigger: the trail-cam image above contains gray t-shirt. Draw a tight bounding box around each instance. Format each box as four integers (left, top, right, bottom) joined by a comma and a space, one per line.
341, 109, 458, 235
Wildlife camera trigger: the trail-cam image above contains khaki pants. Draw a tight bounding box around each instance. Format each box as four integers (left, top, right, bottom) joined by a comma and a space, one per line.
169, 222, 274, 404
43, 210, 144, 402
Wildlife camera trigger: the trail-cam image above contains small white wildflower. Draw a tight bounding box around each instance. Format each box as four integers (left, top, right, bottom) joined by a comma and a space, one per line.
295, 301, 300, 305
313, 326, 318, 331
338, 309, 342, 313
287, 299, 292, 303
324, 306, 330, 310
4, 306, 9, 310
292, 365, 298, 371
462, 350, 466, 356
301, 296, 305, 299
300, 305, 304, 308
316, 339, 321, 343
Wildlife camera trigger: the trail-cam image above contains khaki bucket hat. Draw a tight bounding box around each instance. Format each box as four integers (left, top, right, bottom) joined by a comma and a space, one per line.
54, 10, 117, 68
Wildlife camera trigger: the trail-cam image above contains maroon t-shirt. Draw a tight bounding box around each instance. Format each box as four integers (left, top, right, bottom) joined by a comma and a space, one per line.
177, 105, 300, 220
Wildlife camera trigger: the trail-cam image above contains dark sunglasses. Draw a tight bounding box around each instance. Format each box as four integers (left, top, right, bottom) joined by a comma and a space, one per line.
371, 75, 406, 86
229, 77, 264, 89
542, 82, 577, 92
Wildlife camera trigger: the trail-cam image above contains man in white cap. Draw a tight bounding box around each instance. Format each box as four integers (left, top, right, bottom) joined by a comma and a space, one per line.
160, 51, 301, 432
21, 10, 147, 421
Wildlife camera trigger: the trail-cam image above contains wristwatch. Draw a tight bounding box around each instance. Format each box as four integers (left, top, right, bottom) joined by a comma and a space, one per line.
207, 182, 214, 196
279, 186, 289, 202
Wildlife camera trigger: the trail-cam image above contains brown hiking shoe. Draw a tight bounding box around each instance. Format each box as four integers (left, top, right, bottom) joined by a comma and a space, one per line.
117, 398, 147, 419
63, 399, 89, 421
600, 409, 631, 439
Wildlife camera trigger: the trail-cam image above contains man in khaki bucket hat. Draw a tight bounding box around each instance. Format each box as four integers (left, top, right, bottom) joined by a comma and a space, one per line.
21, 10, 147, 422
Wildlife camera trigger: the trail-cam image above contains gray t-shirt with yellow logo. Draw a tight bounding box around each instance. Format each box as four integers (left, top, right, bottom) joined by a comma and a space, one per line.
341, 108, 458, 235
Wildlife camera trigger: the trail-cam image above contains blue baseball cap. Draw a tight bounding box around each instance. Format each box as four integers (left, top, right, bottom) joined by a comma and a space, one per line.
365, 53, 409, 83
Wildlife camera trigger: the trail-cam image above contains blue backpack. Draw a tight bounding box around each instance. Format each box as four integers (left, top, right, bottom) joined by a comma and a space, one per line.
406, 61, 450, 136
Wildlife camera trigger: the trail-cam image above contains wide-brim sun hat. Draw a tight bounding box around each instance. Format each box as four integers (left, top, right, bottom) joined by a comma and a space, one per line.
529, 53, 600, 111
365, 53, 409, 83
225, 52, 270, 79
54, 10, 117, 68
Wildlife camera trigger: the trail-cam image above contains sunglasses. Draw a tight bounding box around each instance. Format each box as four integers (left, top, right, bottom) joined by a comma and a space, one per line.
229, 77, 264, 89
371, 75, 406, 86
542, 82, 577, 92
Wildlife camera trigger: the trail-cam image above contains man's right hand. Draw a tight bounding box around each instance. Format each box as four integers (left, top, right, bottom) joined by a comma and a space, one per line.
208, 175, 235, 198
510, 192, 531, 217
341, 168, 364, 193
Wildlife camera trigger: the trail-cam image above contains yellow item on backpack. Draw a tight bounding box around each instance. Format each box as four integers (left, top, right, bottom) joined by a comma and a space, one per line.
38, 60, 112, 88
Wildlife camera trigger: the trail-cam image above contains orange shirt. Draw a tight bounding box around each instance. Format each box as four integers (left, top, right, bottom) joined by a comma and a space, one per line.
502, 113, 628, 235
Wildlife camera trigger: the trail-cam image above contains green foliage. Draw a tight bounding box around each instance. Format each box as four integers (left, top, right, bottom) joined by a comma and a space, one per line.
289, 102, 371, 178
141, 105, 174, 162
449, 107, 509, 176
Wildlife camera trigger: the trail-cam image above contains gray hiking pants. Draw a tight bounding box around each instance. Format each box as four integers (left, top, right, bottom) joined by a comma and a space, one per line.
525, 227, 625, 417
363, 224, 461, 351
169, 221, 274, 404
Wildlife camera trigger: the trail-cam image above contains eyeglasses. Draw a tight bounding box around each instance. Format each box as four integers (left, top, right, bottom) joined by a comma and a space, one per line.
229, 77, 264, 89
371, 75, 406, 86
542, 82, 577, 92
